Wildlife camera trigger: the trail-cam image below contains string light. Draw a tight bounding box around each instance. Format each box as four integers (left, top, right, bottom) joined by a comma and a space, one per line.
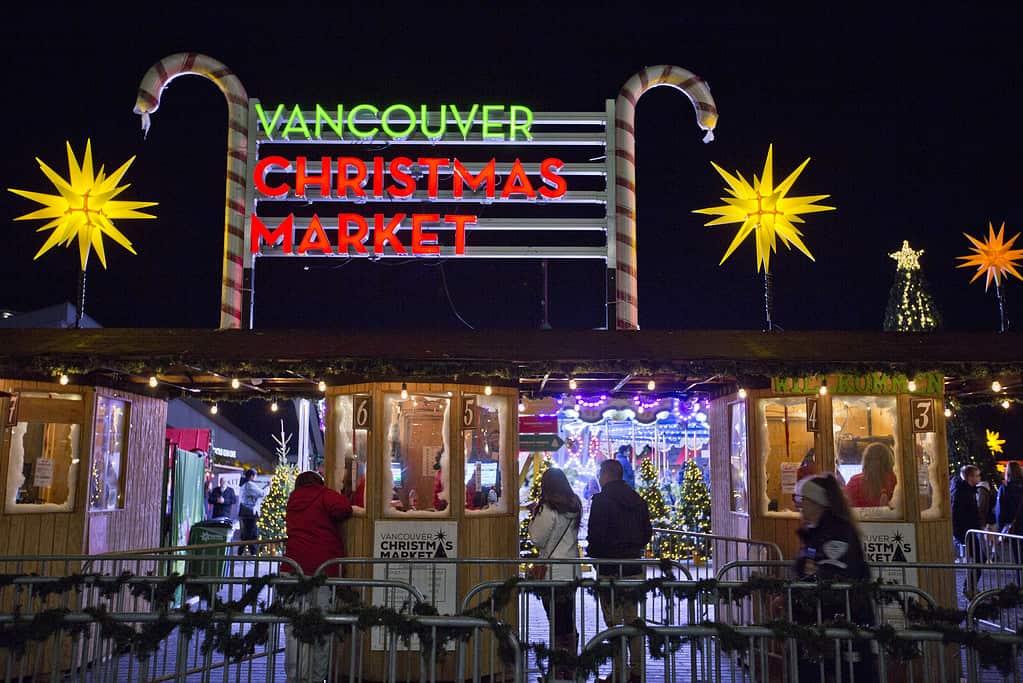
907, 380, 917, 392
575, 394, 608, 408
1002, 399, 1011, 410
148, 376, 158, 388
210, 403, 218, 415
59, 374, 69, 385
484, 385, 493, 396
568, 378, 578, 390
819, 379, 828, 396
737, 387, 747, 399
318, 380, 327, 392
992, 380, 1002, 393
401, 383, 409, 400
944, 407, 953, 418
647, 379, 656, 391
270, 399, 279, 412
519, 400, 526, 412
231, 378, 241, 389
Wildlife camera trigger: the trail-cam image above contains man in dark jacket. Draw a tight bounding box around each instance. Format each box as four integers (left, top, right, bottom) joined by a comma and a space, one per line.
282, 471, 352, 683
587, 459, 652, 683
207, 477, 237, 519
952, 465, 985, 594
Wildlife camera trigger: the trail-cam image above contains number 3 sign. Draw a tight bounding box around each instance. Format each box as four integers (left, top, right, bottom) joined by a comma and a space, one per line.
910, 398, 935, 433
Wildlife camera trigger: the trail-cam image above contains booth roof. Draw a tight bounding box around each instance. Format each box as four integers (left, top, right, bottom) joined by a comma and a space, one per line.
0, 328, 1020, 404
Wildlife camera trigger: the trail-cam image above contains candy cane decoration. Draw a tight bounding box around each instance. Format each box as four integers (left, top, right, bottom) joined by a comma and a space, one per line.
134, 53, 248, 330
615, 65, 717, 330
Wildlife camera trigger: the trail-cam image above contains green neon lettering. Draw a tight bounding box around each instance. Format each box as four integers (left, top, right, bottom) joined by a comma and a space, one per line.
449, 104, 479, 140
482, 105, 505, 140
381, 104, 416, 139
420, 105, 447, 138
255, 103, 286, 140
509, 105, 533, 141
348, 104, 379, 139
315, 104, 345, 139
281, 105, 312, 140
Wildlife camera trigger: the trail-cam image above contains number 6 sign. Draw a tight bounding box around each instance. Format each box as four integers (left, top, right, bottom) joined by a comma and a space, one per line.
353, 395, 372, 430
911, 398, 935, 433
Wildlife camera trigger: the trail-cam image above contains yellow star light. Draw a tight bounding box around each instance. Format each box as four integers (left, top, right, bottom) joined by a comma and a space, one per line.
693, 144, 835, 272
890, 240, 924, 271
956, 222, 1023, 291
8, 140, 157, 269
986, 429, 1006, 455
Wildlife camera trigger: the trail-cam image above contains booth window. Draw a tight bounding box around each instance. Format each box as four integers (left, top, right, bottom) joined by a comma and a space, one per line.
831, 395, 902, 520
463, 394, 508, 514
729, 401, 749, 514
89, 396, 129, 511
334, 395, 368, 513
915, 432, 942, 519
757, 398, 814, 516
4, 392, 83, 514
382, 393, 450, 517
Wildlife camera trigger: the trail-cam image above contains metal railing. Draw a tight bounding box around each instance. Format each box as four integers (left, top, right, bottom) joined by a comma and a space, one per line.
651, 528, 784, 580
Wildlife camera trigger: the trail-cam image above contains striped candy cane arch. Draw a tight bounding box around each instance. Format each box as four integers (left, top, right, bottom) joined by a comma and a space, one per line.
134, 53, 248, 330
614, 65, 717, 330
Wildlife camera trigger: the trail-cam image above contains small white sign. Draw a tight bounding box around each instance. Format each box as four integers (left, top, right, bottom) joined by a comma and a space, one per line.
33, 458, 54, 488
860, 522, 918, 586
371, 520, 458, 650
780, 462, 799, 493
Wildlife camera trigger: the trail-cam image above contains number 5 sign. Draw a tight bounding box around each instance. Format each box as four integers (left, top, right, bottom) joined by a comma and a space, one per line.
462, 395, 477, 430
910, 398, 935, 433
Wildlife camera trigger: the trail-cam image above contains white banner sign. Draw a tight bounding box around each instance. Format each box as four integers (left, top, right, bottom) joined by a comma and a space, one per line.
371, 520, 458, 650
860, 522, 918, 586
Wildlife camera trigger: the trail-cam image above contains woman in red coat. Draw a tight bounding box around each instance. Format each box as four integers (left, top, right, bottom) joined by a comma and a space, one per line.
845, 442, 897, 508
282, 471, 353, 683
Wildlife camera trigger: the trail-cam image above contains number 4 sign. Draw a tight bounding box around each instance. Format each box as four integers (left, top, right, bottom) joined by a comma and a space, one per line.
806, 397, 820, 433
911, 398, 935, 433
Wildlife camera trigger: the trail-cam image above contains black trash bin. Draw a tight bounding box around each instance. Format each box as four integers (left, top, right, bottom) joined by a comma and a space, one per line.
187, 518, 234, 578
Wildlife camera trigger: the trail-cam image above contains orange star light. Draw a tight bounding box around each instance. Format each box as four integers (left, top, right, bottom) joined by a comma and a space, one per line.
956, 222, 1023, 291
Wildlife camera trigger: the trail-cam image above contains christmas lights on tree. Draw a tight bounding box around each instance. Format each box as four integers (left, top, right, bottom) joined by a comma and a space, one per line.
660, 459, 712, 562
638, 457, 668, 521
258, 421, 298, 555
883, 241, 942, 331
519, 454, 552, 558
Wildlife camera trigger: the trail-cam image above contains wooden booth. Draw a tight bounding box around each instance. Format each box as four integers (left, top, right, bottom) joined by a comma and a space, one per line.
710, 371, 954, 606
0, 378, 167, 560
324, 381, 520, 680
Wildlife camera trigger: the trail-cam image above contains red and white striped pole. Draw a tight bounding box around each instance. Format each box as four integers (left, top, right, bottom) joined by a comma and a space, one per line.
614, 65, 717, 330
134, 53, 248, 330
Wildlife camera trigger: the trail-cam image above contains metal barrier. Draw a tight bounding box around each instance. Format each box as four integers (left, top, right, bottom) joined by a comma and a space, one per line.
651, 528, 784, 580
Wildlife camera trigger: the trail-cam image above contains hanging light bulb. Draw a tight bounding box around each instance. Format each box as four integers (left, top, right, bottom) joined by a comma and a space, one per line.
907, 380, 917, 392
819, 379, 828, 396
568, 378, 577, 390
59, 374, 69, 385
737, 387, 747, 399
270, 399, 279, 412
484, 385, 493, 396
992, 380, 1002, 393
944, 407, 953, 418
231, 378, 241, 389
401, 382, 409, 400
318, 380, 327, 392
149, 376, 158, 388
1002, 399, 1011, 410
210, 403, 219, 415
647, 379, 656, 391
518, 400, 526, 412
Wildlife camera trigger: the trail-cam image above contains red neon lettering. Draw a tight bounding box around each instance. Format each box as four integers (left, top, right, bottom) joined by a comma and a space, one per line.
444, 214, 476, 255
374, 213, 407, 254
417, 158, 448, 199
411, 214, 441, 255
295, 156, 332, 198
452, 159, 495, 199
501, 159, 536, 199
387, 158, 416, 198
250, 214, 294, 253
336, 157, 367, 198
538, 158, 568, 199
372, 156, 384, 198
296, 215, 333, 254
337, 214, 369, 254
253, 156, 291, 197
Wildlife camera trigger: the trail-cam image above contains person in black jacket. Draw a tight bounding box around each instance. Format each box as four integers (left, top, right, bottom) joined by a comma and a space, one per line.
208, 477, 237, 520
587, 458, 652, 683
792, 473, 873, 683
952, 465, 985, 594
995, 461, 1023, 532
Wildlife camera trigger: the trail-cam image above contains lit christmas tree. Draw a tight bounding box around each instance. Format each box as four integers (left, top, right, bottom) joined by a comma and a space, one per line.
258, 421, 298, 555
520, 454, 552, 558
661, 459, 712, 561
883, 241, 942, 331
638, 457, 668, 522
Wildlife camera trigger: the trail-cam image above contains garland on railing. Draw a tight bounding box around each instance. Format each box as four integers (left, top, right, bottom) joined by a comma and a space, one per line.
1, 570, 1022, 675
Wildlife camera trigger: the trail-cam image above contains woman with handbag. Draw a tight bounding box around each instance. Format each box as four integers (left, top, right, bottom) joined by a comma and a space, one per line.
528, 468, 581, 681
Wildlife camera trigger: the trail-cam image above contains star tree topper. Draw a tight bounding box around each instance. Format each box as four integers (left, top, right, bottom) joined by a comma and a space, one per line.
957, 222, 1023, 291
8, 140, 157, 269
693, 144, 835, 272
890, 241, 924, 271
